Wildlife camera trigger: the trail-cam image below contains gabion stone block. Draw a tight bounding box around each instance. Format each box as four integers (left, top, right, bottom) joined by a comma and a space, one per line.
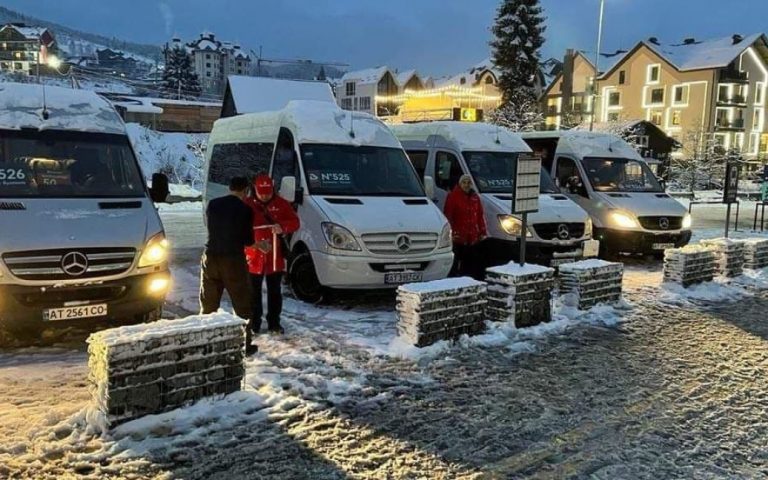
396, 277, 487, 347
700, 238, 745, 277
742, 238, 768, 270
558, 259, 624, 309
87, 314, 246, 426
485, 263, 555, 328
663, 245, 717, 287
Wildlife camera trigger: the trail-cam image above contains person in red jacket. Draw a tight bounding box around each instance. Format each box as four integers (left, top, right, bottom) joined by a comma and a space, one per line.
444, 174, 487, 280
245, 174, 300, 336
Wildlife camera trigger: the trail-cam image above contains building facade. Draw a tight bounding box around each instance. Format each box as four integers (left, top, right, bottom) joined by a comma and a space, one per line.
336, 66, 403, 116
0, 23, 57, 75
167, 32, 251, 95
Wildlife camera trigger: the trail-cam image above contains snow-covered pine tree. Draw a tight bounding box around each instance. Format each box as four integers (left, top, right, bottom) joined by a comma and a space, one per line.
162, 46, 201, 99
491, 0, 546, 106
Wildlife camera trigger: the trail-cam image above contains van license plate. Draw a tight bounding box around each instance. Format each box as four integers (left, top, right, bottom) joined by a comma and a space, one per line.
384, 272, 423, 284
652, 243, 675, 250
44, 304, 108, 321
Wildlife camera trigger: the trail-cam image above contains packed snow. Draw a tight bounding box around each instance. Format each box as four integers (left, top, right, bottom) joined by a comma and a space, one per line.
226, 76, 335, 114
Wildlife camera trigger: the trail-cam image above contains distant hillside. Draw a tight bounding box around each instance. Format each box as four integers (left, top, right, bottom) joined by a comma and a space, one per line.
0, 6, 162, 62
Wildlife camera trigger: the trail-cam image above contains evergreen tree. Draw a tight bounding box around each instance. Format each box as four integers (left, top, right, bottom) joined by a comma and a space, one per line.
490, 0, 546, 105
162, 45, 201, 99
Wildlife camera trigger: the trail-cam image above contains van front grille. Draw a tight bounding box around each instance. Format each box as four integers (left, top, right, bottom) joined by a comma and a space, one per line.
3, 247, 136, 281
533, 223, 586, 240
361, 232, 438, 256
638, 216, 683, 231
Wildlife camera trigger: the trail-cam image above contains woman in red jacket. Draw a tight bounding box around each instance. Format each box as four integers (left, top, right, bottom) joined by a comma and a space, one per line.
245, 174, 300, 335
444, 174, 487, 280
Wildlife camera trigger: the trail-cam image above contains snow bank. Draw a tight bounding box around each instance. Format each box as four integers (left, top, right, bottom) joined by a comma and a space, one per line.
126, 122, 207, 187
157, 201, 202, 212
487, 262, 553, 276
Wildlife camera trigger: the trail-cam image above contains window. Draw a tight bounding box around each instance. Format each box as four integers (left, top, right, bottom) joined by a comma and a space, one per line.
353, 97, 358, 110
754, 108, 764, 131
650, 88, 664, 104
345, 82, 355, 96
608, 91, 620, 107
208, 142, 274, 187
735, 132, 745, 150
718, 85, 730, 102
340, 98, 352, 110
619, 70, 626, 85
405, 151, 428, 184
650, 110, 663, 125
273, 128, 299, 193
749, 132, 760, 153
434, 151, 464, 191
206, 72, 211, 77
205, 53, 211, 60
459, 77, 466, 85
716, 108, 730, 127
673, 85, 688, 105
485, 76, 494, 84
359, 96, 371, 111
671, 110, 681, 126
647, 64, 660, 83
757, 82, 765, 105
582, 157, 663, 193
556, 157, 587, 196
206, 62, 211, 68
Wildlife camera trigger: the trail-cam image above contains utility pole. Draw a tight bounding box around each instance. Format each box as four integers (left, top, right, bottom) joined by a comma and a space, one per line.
588, 0, 605, 132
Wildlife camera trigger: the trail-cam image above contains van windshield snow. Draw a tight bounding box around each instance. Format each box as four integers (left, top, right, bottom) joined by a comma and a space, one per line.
300, 144, 424, 197
583, 157, 663, 193
0, 130, 145, 198
463, 151, 558, 194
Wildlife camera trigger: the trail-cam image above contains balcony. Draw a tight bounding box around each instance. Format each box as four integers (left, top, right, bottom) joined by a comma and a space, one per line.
717, 94, 748, 106
715, 118, 745, 131
719, 70, 749, 83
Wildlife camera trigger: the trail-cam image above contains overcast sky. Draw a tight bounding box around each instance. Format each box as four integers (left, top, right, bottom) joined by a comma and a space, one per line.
3, 0, 768, 76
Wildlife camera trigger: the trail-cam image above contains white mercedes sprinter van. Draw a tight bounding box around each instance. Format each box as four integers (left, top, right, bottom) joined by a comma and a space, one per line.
522, 131, 692, 255
204, 101, 453, 302
392, 122, 598, 266
0, 83, 170, 340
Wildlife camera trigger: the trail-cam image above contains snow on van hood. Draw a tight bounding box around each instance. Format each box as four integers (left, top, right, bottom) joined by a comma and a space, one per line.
594, 191, 688, 217
555, 131, 644, 161
0, 198, 158, 254
484, 192, 590, 223
0, 82, 125, 134
314, 196, 447, 235
391, 121, 531, 153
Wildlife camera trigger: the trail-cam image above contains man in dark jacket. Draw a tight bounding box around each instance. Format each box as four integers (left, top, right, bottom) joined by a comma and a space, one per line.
200, 176, 259, 354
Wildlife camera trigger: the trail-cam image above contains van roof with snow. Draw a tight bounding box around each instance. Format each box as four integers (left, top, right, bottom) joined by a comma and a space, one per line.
211, 100, 401, 149
0, 82, 126, 135
521, 130, 644, 161
391, 121, 531, 153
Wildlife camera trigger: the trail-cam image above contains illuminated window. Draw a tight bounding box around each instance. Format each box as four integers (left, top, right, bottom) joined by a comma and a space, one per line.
671, 110, 681, 126
647, 64, 660, 83
735, 132, 745, 150
650, 110, 662, 125
673, 85, 689, 105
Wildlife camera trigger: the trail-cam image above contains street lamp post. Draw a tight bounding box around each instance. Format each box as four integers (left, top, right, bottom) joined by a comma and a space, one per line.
589, 0, 605, 132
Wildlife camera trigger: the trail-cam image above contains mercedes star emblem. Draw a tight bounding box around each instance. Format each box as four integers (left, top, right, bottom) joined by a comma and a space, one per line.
557, 224, 571, 240
659, 217, 670, 230
395, 234, 412, 253
61, 251, 88, 277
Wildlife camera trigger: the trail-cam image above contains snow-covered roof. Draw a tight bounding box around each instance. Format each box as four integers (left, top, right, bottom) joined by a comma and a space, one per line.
340, 66, 392, 85
392, 121, 531, 153
226, 75, 335, 114
213, 100, 401, 149
436, 58, 500, 88
521, 130, 644, 161
396, 70, 419, 87
7, 25, 47, 39
0, 82, 125, 134
109, 97, 164, 114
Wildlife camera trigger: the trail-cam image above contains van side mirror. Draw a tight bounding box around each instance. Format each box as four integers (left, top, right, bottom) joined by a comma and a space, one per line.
279, 176, 297, 203
149, 173, 169, 203
424, 175, 436, 199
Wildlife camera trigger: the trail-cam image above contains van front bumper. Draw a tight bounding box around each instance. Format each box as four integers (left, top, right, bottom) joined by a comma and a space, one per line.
311, 250, 454, 289
483, 238, 593, 267
595, 228, 692, 254
0, 272, 169, 329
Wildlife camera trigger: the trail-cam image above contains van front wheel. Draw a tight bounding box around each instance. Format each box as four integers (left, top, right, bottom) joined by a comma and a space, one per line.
289, 253, 325, 304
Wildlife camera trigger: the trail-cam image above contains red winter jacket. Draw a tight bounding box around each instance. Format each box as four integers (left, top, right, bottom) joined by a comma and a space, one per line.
444, 186, 487, 246
244, 195, 300, 275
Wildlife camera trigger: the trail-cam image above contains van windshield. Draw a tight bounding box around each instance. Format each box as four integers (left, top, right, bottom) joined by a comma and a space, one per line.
300, 144, 425, 197
463, 151, 559, 194
0, 130, 145, 198
583, 157, 663, 193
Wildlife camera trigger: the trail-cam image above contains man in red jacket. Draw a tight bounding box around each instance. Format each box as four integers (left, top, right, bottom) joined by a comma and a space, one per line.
444, 174, 487, 280
245, 174, 300, 336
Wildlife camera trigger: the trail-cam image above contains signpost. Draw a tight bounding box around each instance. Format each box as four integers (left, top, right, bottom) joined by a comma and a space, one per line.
723, 161, 740, 238
512, 154, 542, 265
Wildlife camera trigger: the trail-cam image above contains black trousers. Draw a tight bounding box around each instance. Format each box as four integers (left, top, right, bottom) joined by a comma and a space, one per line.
200, 253, 251, 318
250, 272, 283, 332
452, 242, 486, 281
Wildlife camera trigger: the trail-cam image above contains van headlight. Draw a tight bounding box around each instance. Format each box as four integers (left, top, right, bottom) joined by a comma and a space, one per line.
438, 223, 452, 249
138, 233, 169, 267
585, 217, 593, 238
682, 213, 692, 230
322, 223, 361, 251
609, 210, 640, 229
498, 215, 533, 237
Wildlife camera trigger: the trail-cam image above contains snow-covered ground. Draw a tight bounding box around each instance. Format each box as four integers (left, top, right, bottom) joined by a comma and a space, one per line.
3, 204, 768, 478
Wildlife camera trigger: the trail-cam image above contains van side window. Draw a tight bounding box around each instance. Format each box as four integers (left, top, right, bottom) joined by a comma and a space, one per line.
273, 128, 299, 191
405, 150, 428, 185
556, 157, 587, 197
208, 143, 273, 186
435, 151, 463, 191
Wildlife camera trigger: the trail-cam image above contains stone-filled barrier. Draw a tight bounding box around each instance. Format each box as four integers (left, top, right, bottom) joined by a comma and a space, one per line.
558, 259, 624, 309
485, 263, 555, 328
742, 238, 768, 270
87, 314, 246, 426
396, 278, 487, 347
663, 245, 717, 287
700, 238, 745, 278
